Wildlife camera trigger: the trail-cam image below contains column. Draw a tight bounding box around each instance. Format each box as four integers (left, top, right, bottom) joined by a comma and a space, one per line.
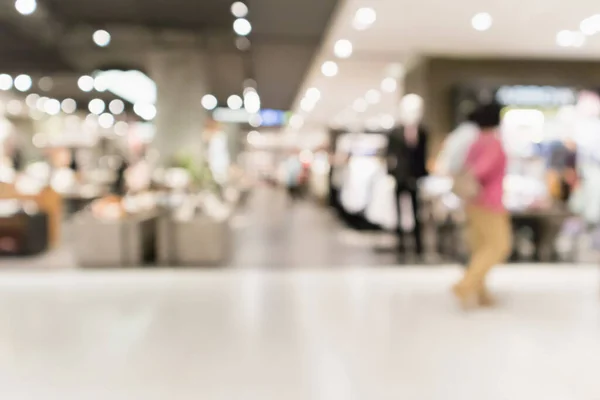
147, 50, 210, 165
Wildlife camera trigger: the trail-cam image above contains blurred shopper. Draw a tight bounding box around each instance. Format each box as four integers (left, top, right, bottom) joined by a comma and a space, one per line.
453, 103, 512, 309
436, 111, 478, 176
284, 153, 303, 200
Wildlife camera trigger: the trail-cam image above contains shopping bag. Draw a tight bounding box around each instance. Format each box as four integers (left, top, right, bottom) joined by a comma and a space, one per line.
451, 170, 480, 200
365, 174, 397, 230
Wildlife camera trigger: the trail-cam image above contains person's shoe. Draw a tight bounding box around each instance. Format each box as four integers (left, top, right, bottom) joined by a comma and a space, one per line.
452, 282, 479, 310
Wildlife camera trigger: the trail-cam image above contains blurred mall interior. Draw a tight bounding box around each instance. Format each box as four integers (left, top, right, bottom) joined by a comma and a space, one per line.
1, 0, 600, 398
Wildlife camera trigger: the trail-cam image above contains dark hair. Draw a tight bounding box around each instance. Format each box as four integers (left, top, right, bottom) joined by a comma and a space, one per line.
472, 102, 502, 129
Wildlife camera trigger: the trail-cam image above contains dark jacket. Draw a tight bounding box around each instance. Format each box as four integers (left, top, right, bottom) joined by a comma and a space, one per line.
386, 125, 428, 184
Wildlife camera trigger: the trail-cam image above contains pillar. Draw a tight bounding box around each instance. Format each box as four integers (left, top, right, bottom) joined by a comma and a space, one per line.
147, 51, 210, 166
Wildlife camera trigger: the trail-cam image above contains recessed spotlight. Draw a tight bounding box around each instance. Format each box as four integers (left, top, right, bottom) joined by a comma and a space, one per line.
334, 39, 353, 58
201, 94, 218, 110
580, 15, 600, 36
98, 113, 115, 129
244, 89, 261, 113
353, 98, 368, 112
365, 89, 381, 104
557, 30, 585, 47
94, 76, 108, 92
38, 76, 53, 91
14, 74, 32, 92
381, 77, 397, 93
305, 87, 321, 102
353, 7, 376, 30
236, 37, 251, 51
26, 93, 39, 108
300, 97, 316, 112
93, 30, 111, 47
0, 74, 13, 91
15, 0, 36, 15
78, 75, 94, 92
321, 61, 338, 77
227, 95, 243, 110
233, 18, 252, 36
44, 98, 61, 115
109, 99, 125, 115
249, 114, 262, 127
88, 98, 106, 115
471, 12, 492, 31
231, 2, 248, 18
61, 98, 77, 114
36, 96, 48, 111
133, 103, 156, 121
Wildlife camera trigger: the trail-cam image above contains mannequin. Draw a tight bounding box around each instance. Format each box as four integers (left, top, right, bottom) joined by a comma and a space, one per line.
386, 94, 428, 257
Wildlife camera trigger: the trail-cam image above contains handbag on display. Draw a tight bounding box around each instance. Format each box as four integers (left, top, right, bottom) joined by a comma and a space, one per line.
451, 170, 480, 201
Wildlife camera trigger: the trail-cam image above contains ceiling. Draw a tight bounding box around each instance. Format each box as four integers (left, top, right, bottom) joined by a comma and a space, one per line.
0, 0, 340, 112
293, 0, 600, 128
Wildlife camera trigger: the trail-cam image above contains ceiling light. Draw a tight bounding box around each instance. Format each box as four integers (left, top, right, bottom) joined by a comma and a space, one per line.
231, 2, 248, 18
300, 97, 316, 112
0, 74, 13, 90
249, 114, 262, 127
381, 77, 397, 93
44, 98, 60, 115
93, 30, 111, 47
98, 113, 115, 129
201, 94, 218, 110
15, 0, 36, 15
471, 12, 492, 31
133, 103, 156, 120
334, 39, 353, 58
36, 96, 48, 111
380, 114, 395, 130
25, 93, 39, 108
78, 75, 94, 92
353, 7, 376, 30
236, 37, 251, 51
38, 76, 53, 91
353, 98, 368, 112
109, 99, 125, 115
7, 100, 23, 116
227, 94, 243, 110
94, 76, 108, 92
233, 18, 252, 36
365, 89, 381, 104
557, 30, 585, 47
244, 89, 261, 113
14, 74, 32, 92
580, 15, 600, 36
61, 98, 77, 114
88, 98, 106, 115
305, 87, 321, 102
321, 61, 338, 77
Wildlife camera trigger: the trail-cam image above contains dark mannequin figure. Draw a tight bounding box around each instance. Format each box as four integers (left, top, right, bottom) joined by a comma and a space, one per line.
386, 94, 428, 257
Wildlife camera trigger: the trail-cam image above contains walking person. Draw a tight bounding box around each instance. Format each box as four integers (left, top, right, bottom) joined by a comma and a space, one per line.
452, 103, 512, 309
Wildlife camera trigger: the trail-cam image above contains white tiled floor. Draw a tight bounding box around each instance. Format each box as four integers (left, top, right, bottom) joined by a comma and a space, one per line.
0, 265, 599, 399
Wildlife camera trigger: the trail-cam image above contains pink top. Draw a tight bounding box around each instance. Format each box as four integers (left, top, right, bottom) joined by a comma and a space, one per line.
465, 132, 506, 212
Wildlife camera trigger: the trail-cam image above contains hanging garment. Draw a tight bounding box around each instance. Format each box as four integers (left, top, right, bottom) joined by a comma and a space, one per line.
339, 157, 382, 214
365, 173, 397, 230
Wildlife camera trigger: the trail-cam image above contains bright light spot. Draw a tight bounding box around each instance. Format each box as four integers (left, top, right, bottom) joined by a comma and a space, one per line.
380, 114, 395, 129
201, 94, 218, 110
25, 93, 39, 108
334, 39, 353, 58
353, 7, 376, 30
15, 0, 36, 15
98, 113, 115, 128
580, 15, 600, 36
231, 1, 248, 18
6, 100, 23, 116
114, 121, 129, 136
36, 96, 48, 111
233, 18, 252, 36
109, 99, 125, 114
381, 77, 397, 93
227, 94, 243, 110
88, 98, 106, 115
14, 74, 32, 92
305, 87, 321, 102
44, 98, 61, 115
353, 98, 368, 112
557, 30, 586, 47
94, 76, 108, 92
471, 12, 492, 31
85, 113, 98, 129
38, 76, 53, 91
93, 30, 111, 47
321, 61, 338, 77
289, 114, 304, 129
365, 89, 381, 104
249, 114, 262, 127
244, 89, 261, 113
78, 75, 94, 92
301, 97, 316, 112
0, 74, 12, 90
61, 98, 77, 114
247, 130, 261, 145
133, 103, 156, 121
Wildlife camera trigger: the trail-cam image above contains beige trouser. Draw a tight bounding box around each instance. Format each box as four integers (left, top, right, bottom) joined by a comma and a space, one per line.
460, 205, 512, 293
